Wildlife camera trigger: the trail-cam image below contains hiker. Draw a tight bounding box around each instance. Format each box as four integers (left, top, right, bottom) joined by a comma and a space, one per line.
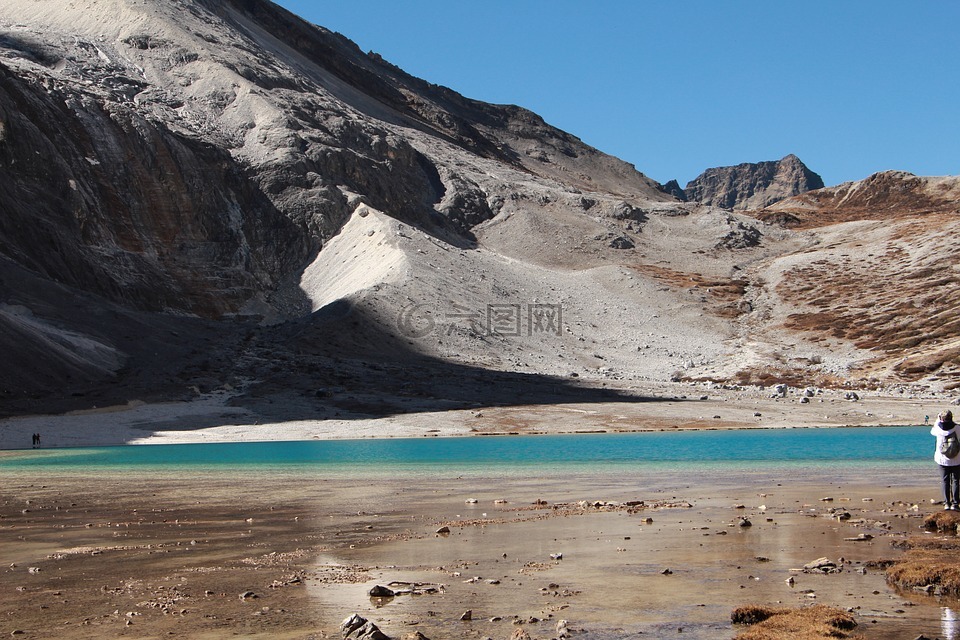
931, 411, 960, 510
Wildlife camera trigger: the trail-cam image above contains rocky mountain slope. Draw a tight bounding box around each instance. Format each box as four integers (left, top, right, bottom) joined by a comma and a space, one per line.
684, 154, 824, 210
0, 0, 957, 422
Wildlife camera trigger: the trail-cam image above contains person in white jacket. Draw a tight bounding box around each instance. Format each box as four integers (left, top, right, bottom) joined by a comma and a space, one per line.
932, 410, 960, 510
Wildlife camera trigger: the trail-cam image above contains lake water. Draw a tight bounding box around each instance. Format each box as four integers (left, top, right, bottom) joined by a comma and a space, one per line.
0, 426, 932, 480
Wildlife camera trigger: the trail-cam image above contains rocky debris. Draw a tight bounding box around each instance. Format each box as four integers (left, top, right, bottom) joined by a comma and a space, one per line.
608, 235, 635, 250
684, 154, 824, 211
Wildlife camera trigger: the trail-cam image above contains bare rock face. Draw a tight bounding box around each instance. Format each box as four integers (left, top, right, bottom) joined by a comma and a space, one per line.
684, 154, 824, 211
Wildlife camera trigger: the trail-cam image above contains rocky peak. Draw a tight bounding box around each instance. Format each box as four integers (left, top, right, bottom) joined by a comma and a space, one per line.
684, 154, 824, 211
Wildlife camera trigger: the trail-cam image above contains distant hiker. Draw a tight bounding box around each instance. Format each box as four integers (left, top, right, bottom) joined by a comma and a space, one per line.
932, 411, 960, 510
36, 433, 40, 448
31, 433, 38, 448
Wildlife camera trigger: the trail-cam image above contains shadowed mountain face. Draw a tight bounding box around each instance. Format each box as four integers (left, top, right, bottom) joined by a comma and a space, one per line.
0, 0, 958, 419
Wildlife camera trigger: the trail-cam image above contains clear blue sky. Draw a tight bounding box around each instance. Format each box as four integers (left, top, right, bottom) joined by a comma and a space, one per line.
274, 1, 958, 187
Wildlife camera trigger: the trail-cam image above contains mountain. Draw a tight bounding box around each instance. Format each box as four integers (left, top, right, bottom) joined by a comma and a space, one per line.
684, 154, 824, 210
0, 0, 957, 422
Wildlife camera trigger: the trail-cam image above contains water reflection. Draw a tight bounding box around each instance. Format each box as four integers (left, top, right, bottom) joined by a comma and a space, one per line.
943, 607, 958, 640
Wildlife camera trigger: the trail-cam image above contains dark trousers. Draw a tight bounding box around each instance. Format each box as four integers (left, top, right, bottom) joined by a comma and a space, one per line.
941, 465, 960, 506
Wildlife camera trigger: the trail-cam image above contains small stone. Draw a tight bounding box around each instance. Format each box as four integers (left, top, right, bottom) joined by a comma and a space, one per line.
239, 591, 256, 601
460, 610, 472, 621
368, 585, 395, 598
436, 526, 450, 535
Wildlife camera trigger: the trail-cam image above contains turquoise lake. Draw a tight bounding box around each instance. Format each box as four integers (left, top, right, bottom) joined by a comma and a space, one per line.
0, 426, 933, 479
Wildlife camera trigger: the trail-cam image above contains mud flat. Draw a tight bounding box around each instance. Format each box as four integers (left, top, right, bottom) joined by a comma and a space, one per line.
1, 463, 956, 639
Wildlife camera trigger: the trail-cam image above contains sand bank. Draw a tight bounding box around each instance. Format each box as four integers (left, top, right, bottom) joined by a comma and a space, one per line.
0, 382, 939, 449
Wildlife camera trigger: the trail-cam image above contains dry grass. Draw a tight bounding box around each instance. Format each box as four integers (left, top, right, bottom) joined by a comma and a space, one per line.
886, 530, 960, 596
731, 604, 859, 639
774, 214, 960, 384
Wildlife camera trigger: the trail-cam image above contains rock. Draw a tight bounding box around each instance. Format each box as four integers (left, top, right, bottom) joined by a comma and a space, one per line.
843, 533, 874, 542
608, 235, 635, 250
368, 585, 395, 598
774, 384, 788, 398
803, 558, 841, 574
239, 591, 257, 600
739, 518, 752, 527
341, 615, 390, 640
684, 154, 824, 211
660, 568, 673, 575
845, 392, 860, 401
549, 553, 563, 560
800, 396, 810, 404
341, 614, 368, 637
401, 633, 430, 640
435, 526, 451, 535
460, 610, 472, 621
511, 628, 531, 640
355, 621, 390, 640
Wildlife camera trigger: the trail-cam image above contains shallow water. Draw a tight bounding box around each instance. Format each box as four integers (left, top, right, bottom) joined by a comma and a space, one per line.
0, 426, 931, 479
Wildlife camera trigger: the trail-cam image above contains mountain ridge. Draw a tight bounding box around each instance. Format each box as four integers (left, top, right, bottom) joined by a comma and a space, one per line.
1, 0, 958, 421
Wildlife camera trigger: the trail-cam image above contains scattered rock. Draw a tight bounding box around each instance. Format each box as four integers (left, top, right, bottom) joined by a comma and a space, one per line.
368, 585, 395, 598
843, 533, 874, 542
803, 558, 841, 574
239, 591, 257, 600
341, 614, 390, 640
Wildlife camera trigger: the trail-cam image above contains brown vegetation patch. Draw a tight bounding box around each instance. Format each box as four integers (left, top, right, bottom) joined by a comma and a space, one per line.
776, 220, 960, 383
886, 533, 960, 597
754, 174, 960, 229
731, 604, 859, 639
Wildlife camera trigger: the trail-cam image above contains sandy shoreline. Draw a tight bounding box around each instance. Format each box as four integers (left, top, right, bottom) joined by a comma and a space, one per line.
1, 465, 955, 639
0, 382, 941, 450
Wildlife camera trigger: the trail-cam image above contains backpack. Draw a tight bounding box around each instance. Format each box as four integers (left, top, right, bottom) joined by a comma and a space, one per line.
942, 430, 960, 458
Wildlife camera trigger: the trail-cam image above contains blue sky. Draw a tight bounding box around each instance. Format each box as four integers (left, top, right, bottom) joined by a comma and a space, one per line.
274, 1, 958, 187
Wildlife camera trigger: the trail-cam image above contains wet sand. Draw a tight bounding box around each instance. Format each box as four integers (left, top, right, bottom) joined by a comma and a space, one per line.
1, 466, 956, 639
